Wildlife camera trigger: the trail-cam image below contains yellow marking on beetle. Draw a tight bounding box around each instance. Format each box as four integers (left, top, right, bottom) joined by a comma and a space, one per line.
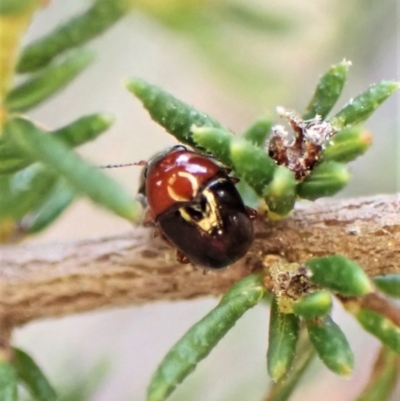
167, 171, 199, 201
179, 208, 193, 223
167, 185, 189, 202
179, 187, 222, 235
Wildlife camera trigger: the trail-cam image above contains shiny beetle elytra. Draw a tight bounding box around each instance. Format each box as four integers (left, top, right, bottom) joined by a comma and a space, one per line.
141, 146, 256, 269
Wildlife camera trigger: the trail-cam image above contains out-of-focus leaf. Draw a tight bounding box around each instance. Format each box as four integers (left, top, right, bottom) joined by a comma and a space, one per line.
355, 309, 400, 354
0, 164, 57, 220
0, 0, 36, 15
6, 117, 142, 222
373, 275, 400, 298
218, 2, 294, 34
13, 348, 57, 401
21, 179, 76, 233
17, 0, 132, 73
241, 115, 273, 147
356, 346, 400, 401
0, 113, 113, 175
53, 113, 114, 147
59, 360, 109, 401
0, 0, 36, 109
6, 50, 94, 112
0, 360, 17, 401
0, 133, 31, 175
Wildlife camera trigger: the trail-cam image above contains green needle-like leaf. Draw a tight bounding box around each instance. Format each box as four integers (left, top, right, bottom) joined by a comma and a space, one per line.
6, 118, 142, 222
21, 178, 76, 233
126, 77, 226, 147
356, 346, 400, 401
0, 113, 114, 175
303, 59, 351, 120
293, 290, 332, 320
267, 297, 300, 382
191, 126, 233, 167
147, 274, 266, 401
262, 166, 296, 216
355, 309, 400, 354
373, 275, 400, 298
330, 81, 400, 129
230, 136, 277, 195
265, 331, 315, 401
17, 0, 132, 73
296, 161, 350, 200
6, 49, 94, 112
323, 126, 372, 163
192, 126, 268, 207
53, 113, 114, 147
306, 315, 354, 376
0, 360, 17, 401
0, 157, 27, 176
13, 348, 57, 401
0, 134, 31, 175
241, 115, 273, 147
305, 255, 373, 296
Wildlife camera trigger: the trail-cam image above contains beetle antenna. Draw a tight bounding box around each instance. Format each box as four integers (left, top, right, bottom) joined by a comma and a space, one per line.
99, 161, 147, 169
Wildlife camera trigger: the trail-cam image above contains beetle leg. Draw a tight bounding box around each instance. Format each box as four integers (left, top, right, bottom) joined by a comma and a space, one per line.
152, 225, 163, 238
246, 206, 258, 220
142, 208, 155, 226
176, 250, 191, 264
230, 177, 240, 184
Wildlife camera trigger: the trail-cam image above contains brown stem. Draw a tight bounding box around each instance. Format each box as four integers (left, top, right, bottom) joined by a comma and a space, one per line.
0, 194, 399, 327
342, 292, 400, 328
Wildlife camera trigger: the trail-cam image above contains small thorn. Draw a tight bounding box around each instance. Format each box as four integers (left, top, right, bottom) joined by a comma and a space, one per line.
222, 167, 232, 175
230, 177, 240, 184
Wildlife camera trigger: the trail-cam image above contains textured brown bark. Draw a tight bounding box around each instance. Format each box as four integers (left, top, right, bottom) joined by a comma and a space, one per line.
0, 194, 399, 327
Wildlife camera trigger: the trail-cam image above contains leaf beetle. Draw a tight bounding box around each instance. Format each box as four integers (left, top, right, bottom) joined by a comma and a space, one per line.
140, 145, 257, 269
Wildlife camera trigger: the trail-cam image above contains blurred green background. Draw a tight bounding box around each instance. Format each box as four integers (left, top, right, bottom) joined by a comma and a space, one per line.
13, 0, 399, 400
